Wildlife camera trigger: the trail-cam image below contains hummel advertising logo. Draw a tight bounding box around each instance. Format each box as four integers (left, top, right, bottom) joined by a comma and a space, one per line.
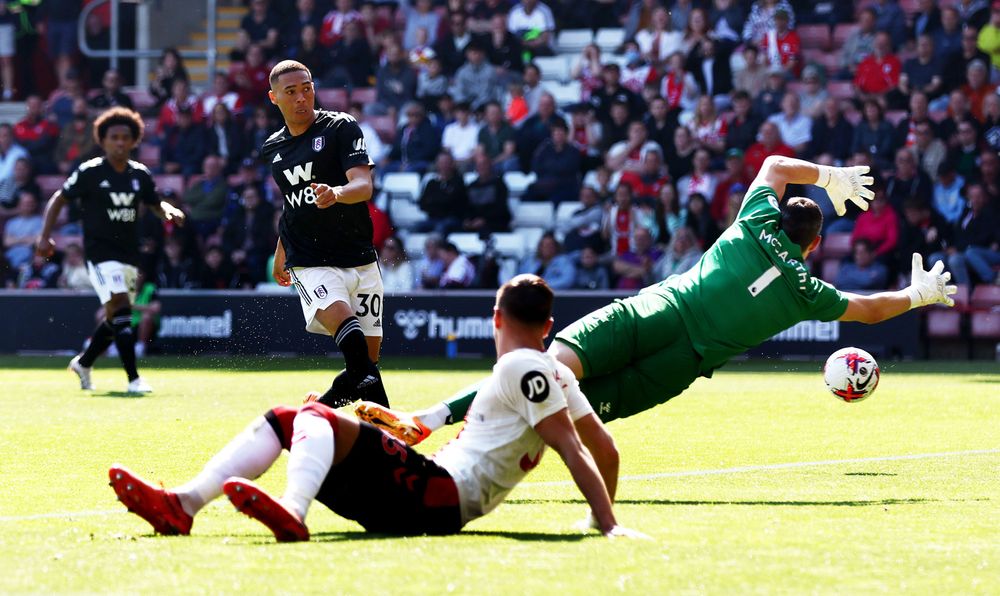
282, 162, 314, 186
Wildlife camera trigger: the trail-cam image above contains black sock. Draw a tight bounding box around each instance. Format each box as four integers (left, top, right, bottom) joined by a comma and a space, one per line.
79, 320, 114, 368
110, 307, 139, 382
316, 318, 390, 407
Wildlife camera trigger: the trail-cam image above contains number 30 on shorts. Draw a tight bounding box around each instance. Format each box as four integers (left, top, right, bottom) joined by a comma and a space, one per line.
355, 293, 382, 318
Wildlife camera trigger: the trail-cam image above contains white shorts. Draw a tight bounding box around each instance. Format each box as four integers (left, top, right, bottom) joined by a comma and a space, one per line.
289, 262, 383, 337
87, 260, 138, 305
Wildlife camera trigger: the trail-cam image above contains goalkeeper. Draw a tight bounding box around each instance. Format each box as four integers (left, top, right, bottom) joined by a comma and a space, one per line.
357, 156, 958, 444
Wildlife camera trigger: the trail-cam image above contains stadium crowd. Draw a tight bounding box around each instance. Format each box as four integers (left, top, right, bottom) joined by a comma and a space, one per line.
0, 0, 998, 295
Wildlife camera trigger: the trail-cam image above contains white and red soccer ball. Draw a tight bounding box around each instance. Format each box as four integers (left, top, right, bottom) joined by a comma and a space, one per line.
823, 347, 880, 403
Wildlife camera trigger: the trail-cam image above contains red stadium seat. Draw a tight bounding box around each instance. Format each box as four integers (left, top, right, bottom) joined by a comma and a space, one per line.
316, 88, 348, 111
798, 25, 831, 51
822, 233, 852, 259
127, 89, 158, 114
970, 311, 1000, 338
138, 143, 160, 168
37, 175, 64, 198
351, 87, 376, 105
886, 110, 908, 126
833, 24, 860, 48
154, 174, 185, 196
369, 115, 396, 142
828, 81, 855, 100
970, 285, 1000, 310
926, 310, 962, 338
949, 285, 971, 310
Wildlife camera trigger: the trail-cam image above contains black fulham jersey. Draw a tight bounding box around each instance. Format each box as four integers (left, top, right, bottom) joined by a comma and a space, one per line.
61, 157, 158, 265
262, 110, 376, 268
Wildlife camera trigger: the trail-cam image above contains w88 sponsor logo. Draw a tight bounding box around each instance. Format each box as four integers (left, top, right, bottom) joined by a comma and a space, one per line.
284, 185, 318, 208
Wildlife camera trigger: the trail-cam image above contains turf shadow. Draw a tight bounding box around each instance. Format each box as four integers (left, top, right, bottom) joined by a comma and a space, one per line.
284, 530, 588, 543
90, 391, 146, 399
505, 498, 936, 507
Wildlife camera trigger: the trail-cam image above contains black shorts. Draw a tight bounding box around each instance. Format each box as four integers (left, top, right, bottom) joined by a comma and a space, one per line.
316, 422, 463, 535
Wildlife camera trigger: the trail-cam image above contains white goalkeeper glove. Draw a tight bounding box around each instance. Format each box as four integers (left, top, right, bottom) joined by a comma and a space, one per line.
905, 253, 958, 308
816, 165, 876, 216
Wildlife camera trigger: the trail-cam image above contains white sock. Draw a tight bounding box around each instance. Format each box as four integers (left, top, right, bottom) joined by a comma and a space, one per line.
174, 416, 281, 516
414, 402, 451, 431
281, 410, 334, 521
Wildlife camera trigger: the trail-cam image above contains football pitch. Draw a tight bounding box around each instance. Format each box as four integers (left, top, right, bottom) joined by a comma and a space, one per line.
1, 356, 998, 594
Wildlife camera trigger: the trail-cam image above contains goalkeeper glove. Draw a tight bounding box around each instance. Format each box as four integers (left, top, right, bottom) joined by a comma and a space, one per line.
905, 253, 958, 308
816, 165, 876, 216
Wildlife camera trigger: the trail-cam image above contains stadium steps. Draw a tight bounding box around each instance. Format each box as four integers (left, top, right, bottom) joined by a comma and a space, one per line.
179, 5, 246, 84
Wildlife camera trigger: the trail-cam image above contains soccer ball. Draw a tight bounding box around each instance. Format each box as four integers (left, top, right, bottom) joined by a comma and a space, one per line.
823, 347, 880, 403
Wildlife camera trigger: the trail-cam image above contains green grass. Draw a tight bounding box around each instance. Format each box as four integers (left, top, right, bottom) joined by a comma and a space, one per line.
1, 356, 998, 594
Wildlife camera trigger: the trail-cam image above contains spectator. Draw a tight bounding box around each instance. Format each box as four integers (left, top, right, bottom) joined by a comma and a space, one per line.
328, 20, 374, 88
654, 182, 683, 242
149, 48, 189, 108
957, 0, 990, 30
961, 60, 996, 123
517, 232, 575, 289
836, 239, 889, 290
507, 0, 555, 59
451, 42, 500, 111
14, 95, 59, 174
416, 234, 445, 288
240, 0, 280, 56
0, 124, 28, 208
683, 192, 720, 249
47, 73, 86, 128
912, 0, 943, 40
644, 96, 677, 157
17, 253, 60, 289
623, 0, 658, 41
379, 235, 414, 293
943, 22, 989, 94
374, 43, 418, 118
440, 101, 479, 169
676, 149, 717, 210
438, 240, 476, 288
797, 65, 828, 120
559, 185, 605, 252
951, 119, 982, 181
156, 79, 202, 136
368, 200, 393, 252
710, 0, 744, 48
1, 158, 38, 217
710, 149, 749, 223
653, 226, 702, 279
205, 102, 244, 175
183, 155, 228, 242
155, 237, 197, 289
899, 198, 951, 280
742, 0, 795, 45
943, 183, 999, 285
939, 89, 975, 147
688, 95, 728, 155
840, 8, 877, 78
483, 12, 524, 75
621, 43, 658, 96
766, 92, 811, 155
666, 125, 697, 182
744, 121, 794, 180
416, 56, 449, 111
567, 102, 603, 168
230, 44, 271, 108
572, 246, 609, 289
854, 32, 901, 99
604, 184, 653, 256
416, 151, 468, 234
516, 92, 560, 169
851, 191, 899, 261
589, 64, 644, 126
83, 14, 111, 88
913, 121, 948, 183
885, 148, 934, 212
933, 161, 968, 224
523, 119, 581, 204
851, 99, 895, 171
292, 24, 332, 84
88, 69, 133, 110
3, 189, 41, 268
726, 90, 761, 152
387, 102, 440, 173
659, 51, 699, 115
283, 0, 324, 51
320, 0, 361, 47
759, 7, 801, 77
402, 0, 439, 50
198, 245, 236, 290
897, 35, 944, 108
979, 2, 1000, 70
161, 107, 207, 176
721, 183, 746, 228
753, 67, 787, 118
434, 11, 474, 77
733, 45, 768, 98
58, 243, 91, 290
477, 100, 519, 173
463, 150, 511, 236
242, 106, 274, 163
807, 98, 853, 163
39, 0, 79, 89
221, 184, 275, 284
870, 0, 907, 48
612, 225, 662, 289
619, 147, 670, 206
981, 93, 1000, 152
635, 7, 682, 67
606, 120, 660, 174
894, 91, 937, 152
199, 72, 244, 121
55, 109, 96, 176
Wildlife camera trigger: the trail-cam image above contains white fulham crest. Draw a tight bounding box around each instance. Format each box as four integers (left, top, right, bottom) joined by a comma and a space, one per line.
313, 136, 325, 152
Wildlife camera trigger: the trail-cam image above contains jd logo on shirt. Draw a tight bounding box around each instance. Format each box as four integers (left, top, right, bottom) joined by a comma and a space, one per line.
521, 371, 549, 403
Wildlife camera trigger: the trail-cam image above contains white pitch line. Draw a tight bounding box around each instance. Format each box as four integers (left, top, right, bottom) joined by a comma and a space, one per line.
2, 449, 997, 522
520, 448, 1000, 487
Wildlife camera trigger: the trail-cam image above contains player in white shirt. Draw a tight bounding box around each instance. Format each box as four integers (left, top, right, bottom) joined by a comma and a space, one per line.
107, 274, 644, 541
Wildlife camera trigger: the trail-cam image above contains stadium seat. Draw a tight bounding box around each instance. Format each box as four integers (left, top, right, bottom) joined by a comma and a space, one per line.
316, 88, 348, 111
798, 24, 831, 51
595, 28, 625, 53
821, 259, 841, 282
828, 81, 855, 100
503, 171, 537, 200
926, 310, 962, 338
886, 110, 908, 126
368, 115, 396, 142
491, 232, 527, 259
970, 285, 1000, 309
557, 29, 593, 53
534, 55, 570, 83
541, 80, 582, 107
351, 87, 377, 105
389, 196, 427, 228
126, 89, 158, 114
833, 24, 860, 48
154, 174, 185, 196
970, 311, 1000, 339
822, 233, 852, 259
139, 143, 160, 168
448, 232, 486, 255
512, 201, 555, 229
382, 172, 421, 202
402, 232, 429, 257
555, 201, 582, 222
950, 284, 971, 310
37, 175, 63, 198
513, 226, 546, 252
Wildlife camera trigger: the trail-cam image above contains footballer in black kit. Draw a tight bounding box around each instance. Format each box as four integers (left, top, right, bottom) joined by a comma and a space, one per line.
263, 60, 390, 408
36, 107, 185, 393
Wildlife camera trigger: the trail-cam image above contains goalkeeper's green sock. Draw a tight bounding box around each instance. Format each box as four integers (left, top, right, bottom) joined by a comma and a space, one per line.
416, 380, 482, 429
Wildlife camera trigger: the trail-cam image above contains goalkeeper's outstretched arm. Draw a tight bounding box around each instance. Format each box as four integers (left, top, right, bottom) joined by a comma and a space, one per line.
752, 156, 875, 215
839, 253, 957, 324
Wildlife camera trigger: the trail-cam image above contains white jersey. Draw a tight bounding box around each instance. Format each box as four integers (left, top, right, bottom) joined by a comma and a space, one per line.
432, 349, 594, 524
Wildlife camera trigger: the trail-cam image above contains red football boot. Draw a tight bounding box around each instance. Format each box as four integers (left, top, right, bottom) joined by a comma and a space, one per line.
108, 465, 193, 535
222, 478, 310, 542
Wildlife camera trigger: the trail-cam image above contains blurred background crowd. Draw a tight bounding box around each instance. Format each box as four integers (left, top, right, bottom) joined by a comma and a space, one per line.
0, 0, 998, 301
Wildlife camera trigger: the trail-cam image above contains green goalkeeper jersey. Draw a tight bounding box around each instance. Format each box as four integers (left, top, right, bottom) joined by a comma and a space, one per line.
646, 185, 849, 373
